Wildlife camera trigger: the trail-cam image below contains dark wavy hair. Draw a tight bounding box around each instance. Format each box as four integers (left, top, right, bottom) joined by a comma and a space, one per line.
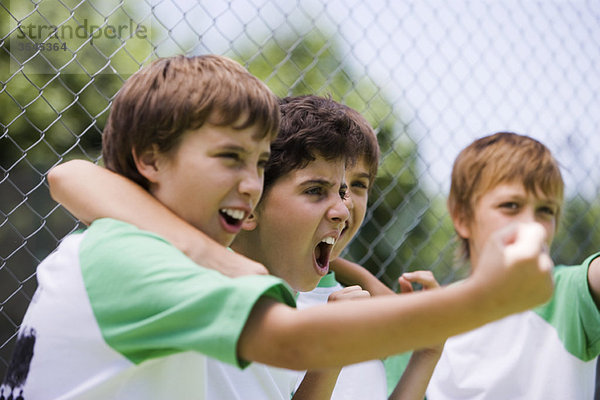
263, 95, 378, 193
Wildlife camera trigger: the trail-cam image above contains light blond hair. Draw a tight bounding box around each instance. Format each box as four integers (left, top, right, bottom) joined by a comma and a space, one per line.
448, 131, 564, 261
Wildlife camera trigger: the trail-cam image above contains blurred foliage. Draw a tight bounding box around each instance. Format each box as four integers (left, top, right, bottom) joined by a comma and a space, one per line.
0, 0, 151, 376
553, 194, 600, 266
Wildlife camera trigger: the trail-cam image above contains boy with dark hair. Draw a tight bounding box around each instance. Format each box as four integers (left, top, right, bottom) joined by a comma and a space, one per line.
26, 69, 554, 400
424, 132, 600, 399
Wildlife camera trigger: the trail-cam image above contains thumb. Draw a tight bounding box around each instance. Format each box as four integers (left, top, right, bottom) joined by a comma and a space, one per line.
397, 276, 414, 293
502, 222, 551, 272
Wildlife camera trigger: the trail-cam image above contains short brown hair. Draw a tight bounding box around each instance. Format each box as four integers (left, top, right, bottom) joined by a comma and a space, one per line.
448, 131, 564, 261
264, 95, 379, 194
102, 55, 280, 189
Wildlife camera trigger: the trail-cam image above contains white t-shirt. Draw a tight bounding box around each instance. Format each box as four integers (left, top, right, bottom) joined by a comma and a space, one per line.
426, 253, 600, 400
206, 357, 301, 399
0, 219, 295, 400
295, 272, 388, 400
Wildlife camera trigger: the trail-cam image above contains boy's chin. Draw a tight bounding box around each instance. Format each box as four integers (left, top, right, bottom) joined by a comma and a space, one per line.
296, 279, 320, 293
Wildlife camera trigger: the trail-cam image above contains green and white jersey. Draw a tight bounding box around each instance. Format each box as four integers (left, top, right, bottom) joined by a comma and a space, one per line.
295, 272, 388, 400
204, 354, 301, 399
426, 253, 600, 400
0, 218, 295, 400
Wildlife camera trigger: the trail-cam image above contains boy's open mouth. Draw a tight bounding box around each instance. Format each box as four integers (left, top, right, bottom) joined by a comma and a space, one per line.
313, 236, 335, 275
219, 208, 246, 228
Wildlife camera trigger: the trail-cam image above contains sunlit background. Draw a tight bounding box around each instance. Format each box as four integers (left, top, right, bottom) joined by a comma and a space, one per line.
1, 0, 599, 383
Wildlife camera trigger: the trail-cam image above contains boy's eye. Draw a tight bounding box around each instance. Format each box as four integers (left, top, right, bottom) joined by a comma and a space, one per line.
538, 206, 556, 216
257, 158, 269, 169
350, 180, 369, 191
499, 202, 519, 211
305, 187, 324, 196
219, 152, 241, 161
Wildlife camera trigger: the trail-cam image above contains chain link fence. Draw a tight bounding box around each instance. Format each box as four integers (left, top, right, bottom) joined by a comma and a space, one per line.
1, 0, 599, 383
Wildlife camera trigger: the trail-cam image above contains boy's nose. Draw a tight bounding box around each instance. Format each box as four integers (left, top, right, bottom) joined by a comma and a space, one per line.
519, 209, 536, 223
239, 170, 263, 201
329, 197, 350, 227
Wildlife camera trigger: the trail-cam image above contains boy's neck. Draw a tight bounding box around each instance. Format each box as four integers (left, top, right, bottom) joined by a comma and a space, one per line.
230, 233, 271, 273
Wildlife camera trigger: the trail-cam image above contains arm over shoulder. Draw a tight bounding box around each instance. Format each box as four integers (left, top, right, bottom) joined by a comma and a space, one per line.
48, 159, 268, 277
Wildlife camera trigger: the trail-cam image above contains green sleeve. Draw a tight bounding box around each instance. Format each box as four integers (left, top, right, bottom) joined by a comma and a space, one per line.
80, 218, 295, 368
534, 252, 600, 361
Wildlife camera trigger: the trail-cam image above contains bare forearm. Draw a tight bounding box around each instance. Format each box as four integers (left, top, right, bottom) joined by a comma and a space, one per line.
49, 160, 212, 258
388, 350, 441, 400
48, 160, 267, 276
49, 160, 178, 228
331, 258, 395, 296
292, 369, 341, 400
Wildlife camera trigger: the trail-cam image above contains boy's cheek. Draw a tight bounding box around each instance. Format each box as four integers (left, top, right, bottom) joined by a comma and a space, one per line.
330, 244, 344, 261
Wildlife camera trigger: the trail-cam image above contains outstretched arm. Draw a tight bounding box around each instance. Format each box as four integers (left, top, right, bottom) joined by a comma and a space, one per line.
48, 160, 268, 277
331, 257, 395, 296
238, 222, 554, 370
588, 256, 600, 309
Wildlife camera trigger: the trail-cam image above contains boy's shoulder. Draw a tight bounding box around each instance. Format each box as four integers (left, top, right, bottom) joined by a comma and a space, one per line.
85, 217, 165, 238
552, 252, 600, 282
79, 217, 196, 276
549, 252, 600, 312
532, 252, 600, 360
81, 218, 176, 256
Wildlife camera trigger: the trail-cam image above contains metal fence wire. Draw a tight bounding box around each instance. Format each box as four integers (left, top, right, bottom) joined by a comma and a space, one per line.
1, 0, 600, 384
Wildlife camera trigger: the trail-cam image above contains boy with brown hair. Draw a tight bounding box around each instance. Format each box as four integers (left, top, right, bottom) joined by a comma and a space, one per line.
0, 54, 290, 399
15, 58, 554, 399
424, 132, 600, 399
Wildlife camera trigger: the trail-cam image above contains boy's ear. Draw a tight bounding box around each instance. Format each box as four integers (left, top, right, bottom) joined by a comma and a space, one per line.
450, 208, 471, 239
242, 212, 258, 231
132, 145, 162, 183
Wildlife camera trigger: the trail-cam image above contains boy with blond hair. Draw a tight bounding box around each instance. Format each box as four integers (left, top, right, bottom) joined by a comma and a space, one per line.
425, 132, 600, 399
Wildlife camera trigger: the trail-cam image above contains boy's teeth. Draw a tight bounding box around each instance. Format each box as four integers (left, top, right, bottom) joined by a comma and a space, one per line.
221, 208, 245, 220
321, 237, 336, 245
